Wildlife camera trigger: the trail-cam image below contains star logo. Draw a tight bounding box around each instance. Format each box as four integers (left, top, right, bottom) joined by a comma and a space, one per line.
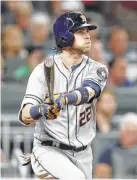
101, 71, 106, 79
97, 67, 108, 82
80, 14, 87, 23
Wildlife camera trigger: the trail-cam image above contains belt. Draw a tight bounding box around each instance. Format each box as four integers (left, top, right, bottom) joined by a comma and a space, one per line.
41, 140, 87, 152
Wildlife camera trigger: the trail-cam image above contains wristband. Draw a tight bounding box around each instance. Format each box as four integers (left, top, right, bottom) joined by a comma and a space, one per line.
63, 87, 93, 106
63, 92, 78, 105
29, 105, 43, 120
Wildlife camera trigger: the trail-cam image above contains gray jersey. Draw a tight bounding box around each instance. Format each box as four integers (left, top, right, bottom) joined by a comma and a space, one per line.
18, 54, 108, 148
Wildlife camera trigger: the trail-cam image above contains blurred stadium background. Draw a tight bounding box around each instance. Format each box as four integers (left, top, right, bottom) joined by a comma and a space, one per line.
1, 0, 137, 179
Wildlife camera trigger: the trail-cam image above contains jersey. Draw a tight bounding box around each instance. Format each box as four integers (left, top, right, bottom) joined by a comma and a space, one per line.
18, 54, 108, 148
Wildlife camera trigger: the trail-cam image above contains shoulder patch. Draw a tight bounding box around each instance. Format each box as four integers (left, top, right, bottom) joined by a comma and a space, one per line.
97, 67, 107, 82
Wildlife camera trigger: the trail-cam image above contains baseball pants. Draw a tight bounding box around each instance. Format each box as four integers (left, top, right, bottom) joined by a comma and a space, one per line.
31, 138, 93, 179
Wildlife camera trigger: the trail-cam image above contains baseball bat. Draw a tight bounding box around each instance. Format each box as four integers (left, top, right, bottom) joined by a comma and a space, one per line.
44, 56, 54, 104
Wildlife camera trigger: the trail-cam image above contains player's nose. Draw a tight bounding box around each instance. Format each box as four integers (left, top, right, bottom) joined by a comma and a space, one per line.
85, 32, 90, 40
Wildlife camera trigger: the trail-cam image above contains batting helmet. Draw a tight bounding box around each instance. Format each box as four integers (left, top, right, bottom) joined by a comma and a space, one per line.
53, 11, 97, 48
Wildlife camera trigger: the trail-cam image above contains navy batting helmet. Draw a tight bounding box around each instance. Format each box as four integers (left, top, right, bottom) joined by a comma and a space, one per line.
53, 11, 97, 48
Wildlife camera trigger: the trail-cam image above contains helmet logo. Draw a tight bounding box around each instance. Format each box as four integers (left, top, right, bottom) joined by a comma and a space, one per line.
80, 14, 87, 23
67, 17, 74, 28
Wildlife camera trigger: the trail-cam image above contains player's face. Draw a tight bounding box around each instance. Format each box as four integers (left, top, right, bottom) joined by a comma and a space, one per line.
73, 28, 91, 53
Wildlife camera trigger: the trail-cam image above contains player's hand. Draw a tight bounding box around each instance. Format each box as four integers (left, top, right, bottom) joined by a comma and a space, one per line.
44, 93, 66, 110
46, 103, 61, 120
39, 103, 61, 120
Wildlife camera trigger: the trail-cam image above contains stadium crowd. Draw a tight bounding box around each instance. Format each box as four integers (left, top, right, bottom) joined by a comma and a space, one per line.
1, 1, 137, 179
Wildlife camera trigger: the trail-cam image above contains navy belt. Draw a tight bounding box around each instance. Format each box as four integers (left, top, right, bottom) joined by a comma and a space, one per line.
42, 140, 87, 152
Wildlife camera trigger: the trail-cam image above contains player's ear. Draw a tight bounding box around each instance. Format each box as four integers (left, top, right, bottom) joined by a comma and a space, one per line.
57, 31, 74, 48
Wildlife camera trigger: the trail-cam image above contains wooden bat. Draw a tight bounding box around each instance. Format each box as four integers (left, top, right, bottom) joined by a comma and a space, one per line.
44, 56, 54, 104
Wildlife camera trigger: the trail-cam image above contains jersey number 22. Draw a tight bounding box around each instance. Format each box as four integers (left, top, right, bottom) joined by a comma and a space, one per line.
80, 106, 91, 127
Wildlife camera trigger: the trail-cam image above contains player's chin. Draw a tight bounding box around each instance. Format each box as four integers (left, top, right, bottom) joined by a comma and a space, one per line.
84, 44, 91, 53
83, 47, 90, 53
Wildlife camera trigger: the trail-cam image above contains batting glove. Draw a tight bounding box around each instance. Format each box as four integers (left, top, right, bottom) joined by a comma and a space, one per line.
30, 103, 61, 120
44, 93, 66, 110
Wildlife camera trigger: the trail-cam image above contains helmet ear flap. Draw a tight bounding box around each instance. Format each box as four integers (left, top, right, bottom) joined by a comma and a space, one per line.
57, 31, 74, 48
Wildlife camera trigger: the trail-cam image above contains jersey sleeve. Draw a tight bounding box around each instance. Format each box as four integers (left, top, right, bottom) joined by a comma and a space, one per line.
84, 63, 108, 98
18, 64, 47, 125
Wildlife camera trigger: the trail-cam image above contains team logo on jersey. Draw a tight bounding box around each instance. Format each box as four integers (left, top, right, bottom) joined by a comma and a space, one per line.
97, 67, 107, 82
80, 14, 87, 23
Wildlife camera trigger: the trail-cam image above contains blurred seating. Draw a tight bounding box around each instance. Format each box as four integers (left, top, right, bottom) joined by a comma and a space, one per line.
1, 162, 16, 177
1, 83, 27, 113
128, 42, 137, 52
114, 87, 137, 114
1, 145, 32, 177
1, 113, 34, 177
92, 131, 119, 167
1, 116, 34, 159
112, 146, 137, 178
94, 112, 137, 178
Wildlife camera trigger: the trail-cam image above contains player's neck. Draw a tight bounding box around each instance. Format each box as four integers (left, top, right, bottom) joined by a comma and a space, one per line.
61, 50, 83, 70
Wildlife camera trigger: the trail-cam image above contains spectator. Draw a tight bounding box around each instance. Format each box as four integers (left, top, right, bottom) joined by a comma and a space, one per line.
82, 0, 101, 12
15, 1, 33, 47
10, 48, 46, 81
24, 12, 51, 74
50, 0, 62, 16
87, 19, 106, 65
2, 1, 20, 25
113, 2, 137, 41
27, 50, 46, 73
2, 25, 28, 81
105, 26, 128, 62
107, 56, 136, 88
96, 89, 117, 133
32, 1, 50, 13
104, 26, 137, 63
2, 25, 27, 59
27, 12, 50, 49
9, 12, 51, 81
94, 112, 137, 178
60, 1, 84, 14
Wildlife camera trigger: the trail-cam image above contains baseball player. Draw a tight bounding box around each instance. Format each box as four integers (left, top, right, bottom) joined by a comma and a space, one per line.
18, 11, 108, 179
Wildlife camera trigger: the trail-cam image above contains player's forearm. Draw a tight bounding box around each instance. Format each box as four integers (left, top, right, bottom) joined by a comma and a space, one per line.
22, 103, 59, 122
64, 87, 95, 105
63, 80, 101, 105
44, 80, 100, 109
22, 104, 37, 124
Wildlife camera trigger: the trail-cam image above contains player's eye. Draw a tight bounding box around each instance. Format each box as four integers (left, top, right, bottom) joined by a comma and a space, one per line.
79, 30, 85, 35
86, 29, 89, 33
77, 30, 83, 34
